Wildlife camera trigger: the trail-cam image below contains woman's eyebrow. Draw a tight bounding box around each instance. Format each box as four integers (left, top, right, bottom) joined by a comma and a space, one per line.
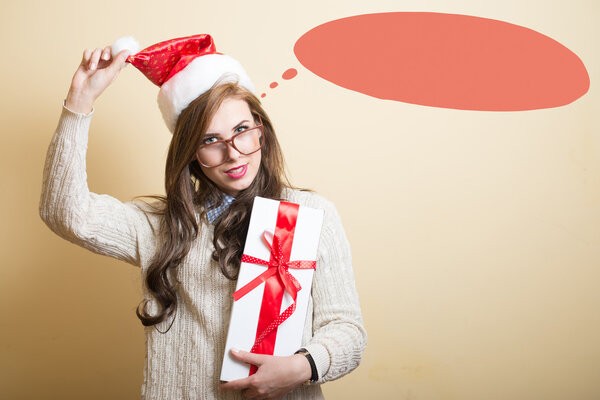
205, 120, 250, 135
231, 120, 250, 131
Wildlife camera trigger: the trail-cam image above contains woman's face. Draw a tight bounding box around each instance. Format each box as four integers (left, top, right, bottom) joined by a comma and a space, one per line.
198, 97, 262, 197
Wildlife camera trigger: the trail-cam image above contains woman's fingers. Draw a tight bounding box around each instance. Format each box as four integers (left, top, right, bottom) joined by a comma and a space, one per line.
101, 46, 111, 61
80, 45, 121, 71
242, 388, 260, 399
89, 48, 102, 70
230, 349, 267, 367
81, 48, 92, 66
219, 375, 255, 391
81, 47, 111, 67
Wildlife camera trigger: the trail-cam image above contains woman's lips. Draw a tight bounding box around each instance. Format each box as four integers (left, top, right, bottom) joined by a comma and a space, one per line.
225, 164, 248, 179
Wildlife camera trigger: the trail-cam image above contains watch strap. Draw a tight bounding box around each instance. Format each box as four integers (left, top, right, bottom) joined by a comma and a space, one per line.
295, 348, 318, 383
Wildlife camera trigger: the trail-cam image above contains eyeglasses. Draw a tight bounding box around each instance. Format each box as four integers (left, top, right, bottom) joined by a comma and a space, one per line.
196, 122, 265, 168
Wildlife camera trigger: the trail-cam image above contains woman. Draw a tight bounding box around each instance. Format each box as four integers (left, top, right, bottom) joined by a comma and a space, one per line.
40, 35, 366, 399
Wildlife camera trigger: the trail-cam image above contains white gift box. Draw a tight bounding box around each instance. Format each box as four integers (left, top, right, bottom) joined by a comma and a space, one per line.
220, 196, 324, 382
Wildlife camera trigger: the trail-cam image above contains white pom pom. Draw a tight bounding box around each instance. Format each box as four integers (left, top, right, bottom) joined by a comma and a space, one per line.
111, 36, 141, 58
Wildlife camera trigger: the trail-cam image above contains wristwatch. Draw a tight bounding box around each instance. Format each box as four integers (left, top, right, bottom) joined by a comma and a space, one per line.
294, 348, 318, 384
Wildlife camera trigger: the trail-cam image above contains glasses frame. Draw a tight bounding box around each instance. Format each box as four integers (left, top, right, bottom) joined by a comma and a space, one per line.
196, 118, 265, 168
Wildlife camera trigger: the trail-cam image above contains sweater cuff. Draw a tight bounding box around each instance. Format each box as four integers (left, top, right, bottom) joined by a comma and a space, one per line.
304, 342, 330, 381
62, 100, 95, 117
58, 101, 94, 144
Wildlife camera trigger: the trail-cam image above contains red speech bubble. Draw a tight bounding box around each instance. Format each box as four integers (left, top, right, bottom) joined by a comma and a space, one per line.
294, 12, 589, 111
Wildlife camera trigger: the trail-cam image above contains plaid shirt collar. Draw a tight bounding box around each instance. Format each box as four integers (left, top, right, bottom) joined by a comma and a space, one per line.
205, 191, 236, 224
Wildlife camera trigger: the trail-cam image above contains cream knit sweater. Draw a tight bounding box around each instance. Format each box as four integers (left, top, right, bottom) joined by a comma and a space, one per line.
39, 105, 367, 399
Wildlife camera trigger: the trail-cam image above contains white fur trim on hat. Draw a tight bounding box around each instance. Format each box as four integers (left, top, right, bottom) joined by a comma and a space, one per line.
157, 54, 255, 133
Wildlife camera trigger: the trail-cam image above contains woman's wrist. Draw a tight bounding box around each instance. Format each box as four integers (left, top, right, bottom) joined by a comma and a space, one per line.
65, 90, 94, 114
293, 348, 319, 384
291, 354, 313, 384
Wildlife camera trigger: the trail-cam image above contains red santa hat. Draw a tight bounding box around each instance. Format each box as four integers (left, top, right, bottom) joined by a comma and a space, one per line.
112, 34, 255, 133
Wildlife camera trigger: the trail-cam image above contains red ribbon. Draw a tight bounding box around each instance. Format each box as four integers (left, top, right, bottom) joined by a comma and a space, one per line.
232, 201, 316, 375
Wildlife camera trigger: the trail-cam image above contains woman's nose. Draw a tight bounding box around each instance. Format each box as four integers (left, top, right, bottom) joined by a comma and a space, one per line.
225, 141, 241, 161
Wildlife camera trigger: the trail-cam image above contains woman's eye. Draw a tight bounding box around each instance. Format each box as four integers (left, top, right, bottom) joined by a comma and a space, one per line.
235, 125, 250, 133
202, 136, 218, 145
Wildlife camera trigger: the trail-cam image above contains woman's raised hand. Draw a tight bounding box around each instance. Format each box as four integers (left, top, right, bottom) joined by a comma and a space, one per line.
65, 46, 131, 114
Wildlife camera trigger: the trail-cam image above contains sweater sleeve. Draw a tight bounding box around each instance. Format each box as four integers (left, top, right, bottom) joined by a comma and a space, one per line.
304, 199, 367, 383
39, 104, 158, 267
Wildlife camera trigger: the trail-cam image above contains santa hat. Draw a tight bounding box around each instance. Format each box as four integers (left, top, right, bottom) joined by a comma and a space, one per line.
112, 34, 255, 133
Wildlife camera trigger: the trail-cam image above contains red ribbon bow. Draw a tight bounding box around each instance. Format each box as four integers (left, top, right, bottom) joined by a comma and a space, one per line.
232, 201, 316, 373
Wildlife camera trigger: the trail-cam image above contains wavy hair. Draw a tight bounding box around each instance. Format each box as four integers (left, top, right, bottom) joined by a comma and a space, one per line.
135, 81, 294, 332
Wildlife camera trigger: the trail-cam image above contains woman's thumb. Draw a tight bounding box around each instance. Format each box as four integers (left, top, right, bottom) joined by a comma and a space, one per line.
111, 49, 131, 71
230, 348, 265, 366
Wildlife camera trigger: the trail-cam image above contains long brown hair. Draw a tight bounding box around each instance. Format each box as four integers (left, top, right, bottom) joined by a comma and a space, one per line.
136, 81, 292, 331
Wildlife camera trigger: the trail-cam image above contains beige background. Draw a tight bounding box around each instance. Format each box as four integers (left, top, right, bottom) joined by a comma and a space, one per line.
2, 0, 599, 399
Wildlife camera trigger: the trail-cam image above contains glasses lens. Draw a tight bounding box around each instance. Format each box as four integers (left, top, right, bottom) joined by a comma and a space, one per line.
234, 127, 263, 154
197, 142, 227, 167
197, 127, 264, 167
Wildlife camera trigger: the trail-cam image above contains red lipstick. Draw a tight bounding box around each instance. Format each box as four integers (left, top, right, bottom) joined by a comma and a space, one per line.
225, 164, 248, 179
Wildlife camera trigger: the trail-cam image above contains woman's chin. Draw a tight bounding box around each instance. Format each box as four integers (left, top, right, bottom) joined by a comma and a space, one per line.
219, 180, 250, 197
